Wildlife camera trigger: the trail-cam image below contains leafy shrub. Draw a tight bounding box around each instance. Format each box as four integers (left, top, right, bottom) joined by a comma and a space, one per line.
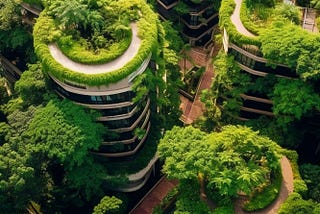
273, 3, 301, 25
243, 165, 282, 211
278, 193, 316, 214
293, 179, 308, 195
240, 0, 260, 35
213, 206, 234, 214
300, 164, 320, 202
57, 31, 132, 64
93, 196, 123, 214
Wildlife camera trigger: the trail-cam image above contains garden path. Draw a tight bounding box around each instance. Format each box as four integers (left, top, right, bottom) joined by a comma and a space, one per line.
230, 0, 256, 37
129, 176, 178, 214
48, 23, 141, 74
233, 156, 294, 214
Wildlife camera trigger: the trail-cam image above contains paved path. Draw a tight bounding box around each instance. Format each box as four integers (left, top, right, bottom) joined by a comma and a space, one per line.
302, 8, 319, 33
129, 177, 178, 214
231, 0, 256, 37
234, 157, 294, 214
48, 23, 141, 74
179, 47, 215, 124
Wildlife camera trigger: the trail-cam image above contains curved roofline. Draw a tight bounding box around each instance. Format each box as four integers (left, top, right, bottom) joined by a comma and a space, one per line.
48, 23, 141, 75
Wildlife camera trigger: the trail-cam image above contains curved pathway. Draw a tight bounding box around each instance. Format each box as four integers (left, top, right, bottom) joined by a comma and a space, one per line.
234, 157, 294, 214
230, 0, 256, 37
48, 23, 141, 74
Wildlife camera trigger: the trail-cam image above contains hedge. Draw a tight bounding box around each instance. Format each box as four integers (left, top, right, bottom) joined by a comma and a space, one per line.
33, 0, 159, 86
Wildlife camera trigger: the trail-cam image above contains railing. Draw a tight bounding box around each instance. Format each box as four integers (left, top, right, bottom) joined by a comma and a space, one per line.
91, 122, 151, 158
157, 0, 179, 10
0, 55, 22, 83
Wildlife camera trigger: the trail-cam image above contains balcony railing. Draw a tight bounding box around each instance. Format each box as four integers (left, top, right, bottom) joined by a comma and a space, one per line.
157, 0, 179, 9
91, 122, 151, 158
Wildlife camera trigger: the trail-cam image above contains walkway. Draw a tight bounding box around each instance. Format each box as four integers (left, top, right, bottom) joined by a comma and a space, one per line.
302, 7, 319, 33
129, 176, 178, 214
234, 157, 294, 214
179, 47, 215, 124
231, 0, 256, 37
48, 23, 141, 74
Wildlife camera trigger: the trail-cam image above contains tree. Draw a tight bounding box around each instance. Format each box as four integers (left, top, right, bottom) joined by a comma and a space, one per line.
49, 0, 88, 30
0, 143, 38, 213
271, 79, 320, 125
23, 99, 106, 199
0, 105, 42, 213
0, 0, 20, 30
273, 3, 301, 25
158, 125, 281, 210
0, 98, 108, 212
93, 196, 123, 214
14, 63, 47, 105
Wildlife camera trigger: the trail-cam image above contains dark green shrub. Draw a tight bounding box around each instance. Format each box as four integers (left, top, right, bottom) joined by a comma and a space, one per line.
278, 193, 316, 214
213, 205, 234, 214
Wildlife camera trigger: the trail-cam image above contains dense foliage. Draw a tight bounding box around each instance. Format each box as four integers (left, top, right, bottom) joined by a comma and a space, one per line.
93, 196, 123, 214
34, 0, 159, 85
260, 20, 320, 80
158, 125, 281, 212
278, 193, 319, 214
0, 97, 106, 212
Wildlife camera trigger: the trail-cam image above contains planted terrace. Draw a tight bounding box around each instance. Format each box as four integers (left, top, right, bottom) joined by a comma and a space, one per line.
33, 0, 159, 86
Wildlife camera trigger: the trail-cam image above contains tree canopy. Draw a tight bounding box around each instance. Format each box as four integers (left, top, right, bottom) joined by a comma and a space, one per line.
271, 79, 320, 125
260, 21, 320, 80
0, 98, 107, 212
158, 125, 281, 201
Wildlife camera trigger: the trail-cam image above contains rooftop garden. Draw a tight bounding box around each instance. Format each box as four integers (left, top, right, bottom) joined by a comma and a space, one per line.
33, 0, 160, 86
219, 0, 320, 79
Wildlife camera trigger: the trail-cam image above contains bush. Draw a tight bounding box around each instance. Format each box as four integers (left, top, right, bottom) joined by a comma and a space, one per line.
243, 165, 282, 211
57, 31, 132, 65
293, 179, 308, 195
213, 205, 234, 214
278, 193, 315, 214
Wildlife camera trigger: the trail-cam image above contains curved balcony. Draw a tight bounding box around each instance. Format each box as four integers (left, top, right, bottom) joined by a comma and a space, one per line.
181, 12, 218, 30
92, 122, 151, 158
182, 15, 219, 39
106, 155, 159, 192
110, 108, 150, 133
98, 98, 150, 121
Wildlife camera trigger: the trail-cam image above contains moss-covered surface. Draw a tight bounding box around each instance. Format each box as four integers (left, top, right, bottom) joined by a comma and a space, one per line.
33, 0, 159, 86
